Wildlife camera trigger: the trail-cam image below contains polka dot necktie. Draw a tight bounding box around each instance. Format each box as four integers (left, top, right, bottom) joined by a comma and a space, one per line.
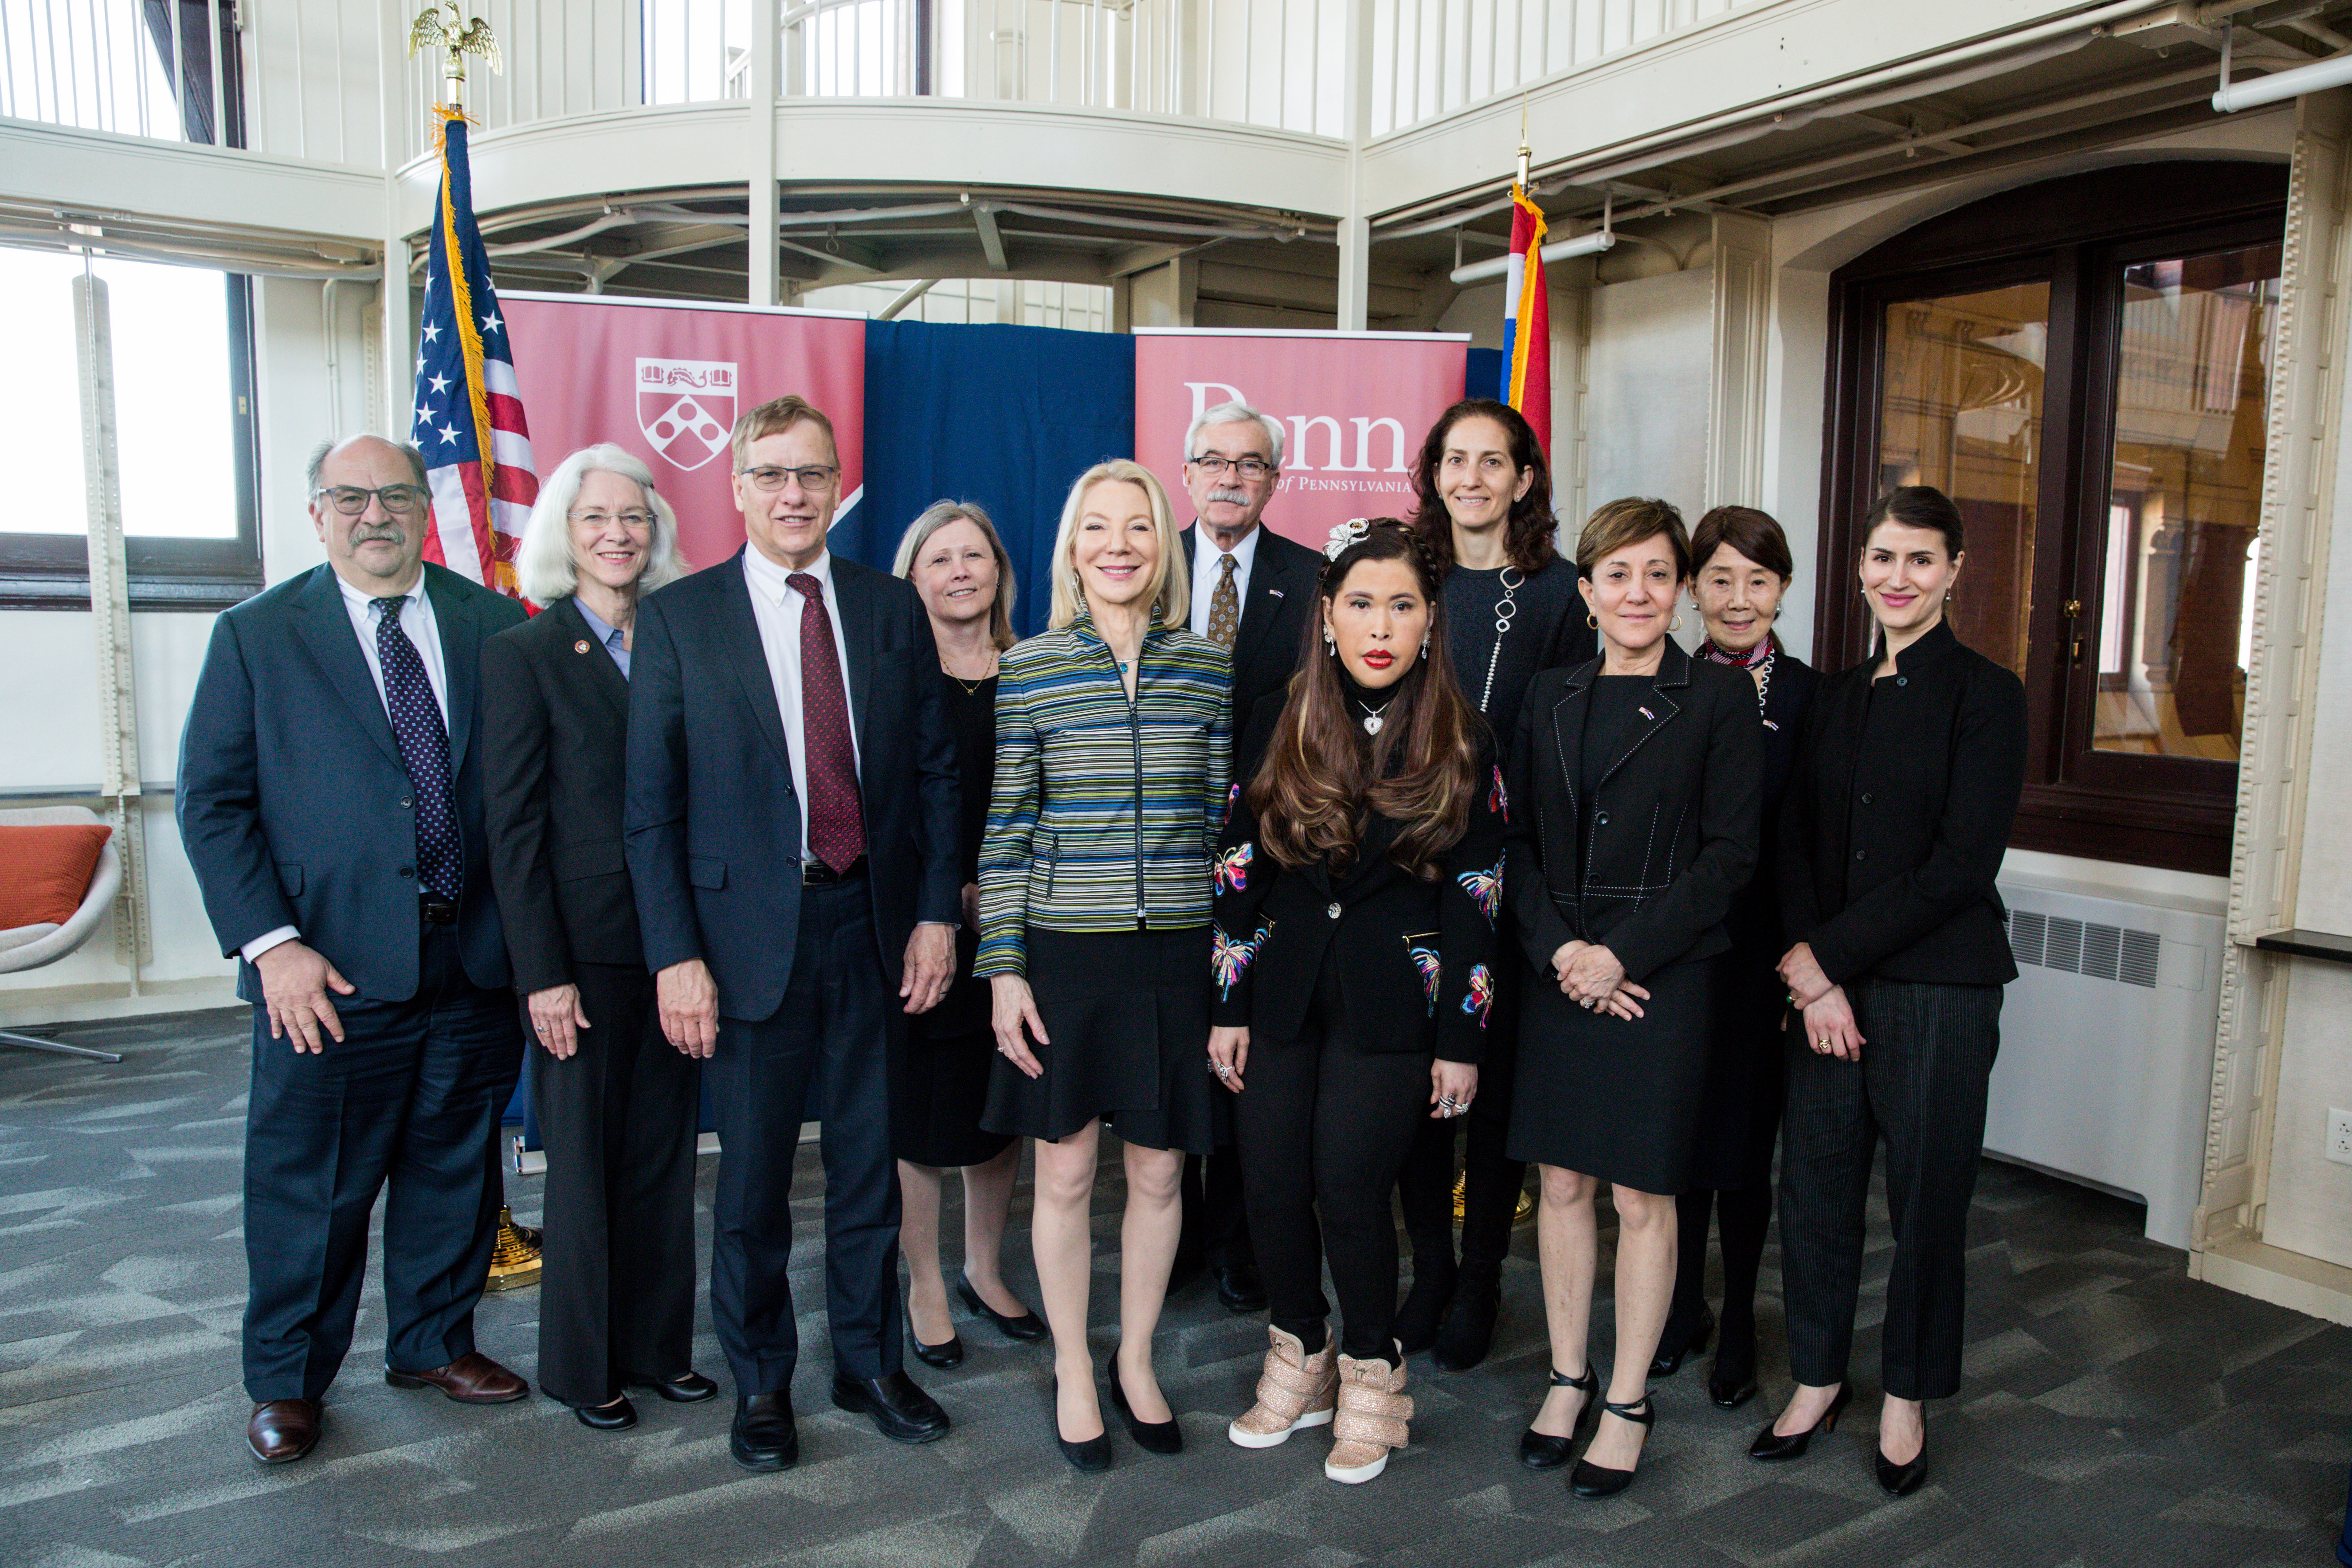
1207, 553, 1240, 648
373, 597, 461, 902
788, 573, 866, 872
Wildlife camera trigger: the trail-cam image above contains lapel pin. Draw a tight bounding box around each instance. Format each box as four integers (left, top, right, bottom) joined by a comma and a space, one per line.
573, 639, 592, 655
1266, 588, 1284, 598
1639, 705, 1656, 721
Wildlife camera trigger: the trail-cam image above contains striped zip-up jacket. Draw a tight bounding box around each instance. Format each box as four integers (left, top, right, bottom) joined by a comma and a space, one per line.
975, 615, 1231, 978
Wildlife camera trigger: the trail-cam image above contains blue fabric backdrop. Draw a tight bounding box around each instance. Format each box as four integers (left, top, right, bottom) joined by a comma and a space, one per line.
1467, 346, 1503, 407
833, 319, 1138, 639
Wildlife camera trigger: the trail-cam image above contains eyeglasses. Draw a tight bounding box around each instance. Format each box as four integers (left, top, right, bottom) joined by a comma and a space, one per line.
1188, 455, 1274, 480
739, 464, 839, 493
569, 509, 656, 530
316, 484, 429, 516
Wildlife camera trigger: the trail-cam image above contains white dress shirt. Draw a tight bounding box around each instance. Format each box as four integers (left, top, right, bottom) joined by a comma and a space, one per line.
1188, 520, 1263, 640
741, 545, 862, 857
243, 570, 450, 965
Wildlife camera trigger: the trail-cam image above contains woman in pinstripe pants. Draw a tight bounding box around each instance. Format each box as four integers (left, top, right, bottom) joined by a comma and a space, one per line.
1757, 486, 2027, 1497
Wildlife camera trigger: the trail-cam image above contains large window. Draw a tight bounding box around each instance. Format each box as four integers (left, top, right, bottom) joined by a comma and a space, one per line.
1822, 161, 2289, 874
0, 246, 263, 609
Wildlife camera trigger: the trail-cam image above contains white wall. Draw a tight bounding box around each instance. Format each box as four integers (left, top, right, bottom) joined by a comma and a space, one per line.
1584, 266, 1713, 525
0, 276, 368, 1026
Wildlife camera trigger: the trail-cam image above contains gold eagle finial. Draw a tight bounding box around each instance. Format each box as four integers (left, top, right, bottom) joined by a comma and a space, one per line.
408, 4, 502, 108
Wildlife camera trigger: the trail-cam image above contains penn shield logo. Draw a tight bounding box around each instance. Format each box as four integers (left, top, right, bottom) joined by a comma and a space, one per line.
636, 358, 737, 471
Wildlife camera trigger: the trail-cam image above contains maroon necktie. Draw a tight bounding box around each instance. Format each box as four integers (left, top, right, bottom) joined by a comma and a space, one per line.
788, 572, 866, 872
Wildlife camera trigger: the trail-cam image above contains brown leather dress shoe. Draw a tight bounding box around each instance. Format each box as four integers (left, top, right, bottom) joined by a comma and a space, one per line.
247, 1399, 321, 1464
384, 1351, 529, 1404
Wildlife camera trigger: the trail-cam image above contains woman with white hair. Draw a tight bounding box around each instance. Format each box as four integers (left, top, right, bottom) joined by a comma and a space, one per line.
887, 501, 1044, 1369
975, 460, 1230, 1470
482, 443, 700, 1431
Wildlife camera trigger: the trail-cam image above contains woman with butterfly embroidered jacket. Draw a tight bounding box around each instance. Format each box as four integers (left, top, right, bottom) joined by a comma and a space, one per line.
1503, 498, 1761, 1502
1205, 519, 1508, 1487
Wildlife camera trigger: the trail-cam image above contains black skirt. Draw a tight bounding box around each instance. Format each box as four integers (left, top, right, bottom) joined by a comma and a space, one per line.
1508, 956, 1717, 1194
980, 925, 1215, 1155
1682, 942, 1789, 1191
892, 1024, 1016, 1170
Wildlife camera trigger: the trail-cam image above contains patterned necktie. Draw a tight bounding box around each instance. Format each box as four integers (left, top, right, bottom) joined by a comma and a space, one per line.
1207, 552, 1240, 648
373, 596, 461, 902
787, 573, 866, 872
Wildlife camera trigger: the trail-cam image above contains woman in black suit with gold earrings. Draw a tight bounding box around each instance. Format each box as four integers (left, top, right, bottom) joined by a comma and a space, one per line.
482, 444, 710, 1431
1504, 497, 1760, 1500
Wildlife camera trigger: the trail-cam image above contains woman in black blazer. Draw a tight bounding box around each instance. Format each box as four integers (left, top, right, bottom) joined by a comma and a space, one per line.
1504, 498, 1760, 1500
1650, 506, 1820, 1410
1208, 519, 1504, 1487
1755, 485, 2025, 1497
481, 444, 708, 1431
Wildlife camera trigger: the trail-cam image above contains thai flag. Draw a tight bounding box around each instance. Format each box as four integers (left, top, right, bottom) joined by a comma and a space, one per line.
410, 114, 537, 597
1500, 184, 1551, 455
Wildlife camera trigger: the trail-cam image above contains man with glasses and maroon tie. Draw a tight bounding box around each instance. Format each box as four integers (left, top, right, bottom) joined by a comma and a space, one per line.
180, 435, 532, 1466
625, 395, 963, 1471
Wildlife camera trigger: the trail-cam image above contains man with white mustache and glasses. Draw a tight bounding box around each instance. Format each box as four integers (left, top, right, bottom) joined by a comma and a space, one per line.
180, 435, 532, 1467
1171, 400, 1323, 1315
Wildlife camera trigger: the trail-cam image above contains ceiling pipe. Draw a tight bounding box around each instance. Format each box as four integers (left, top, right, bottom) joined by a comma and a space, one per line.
2214, 31, 2352, 110
1448, 227, 1614, 286
877, 277, 939, 318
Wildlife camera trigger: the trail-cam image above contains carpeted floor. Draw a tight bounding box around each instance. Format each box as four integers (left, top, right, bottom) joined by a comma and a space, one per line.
1, 1007, 2348, 1568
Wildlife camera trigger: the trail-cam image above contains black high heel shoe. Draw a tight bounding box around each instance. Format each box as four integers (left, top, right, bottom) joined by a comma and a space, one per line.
958, 1276, 1047, 1342
1052, 1377, 1113, 1472
1748, 1383, 1851, 1462
1875, 1440, 1929, 1496
1649, 1305, 1714, 1377
1517, 1365, 1598, 1469
1568, 1394, 1654, 1499
1108, 1372, 1183, 1455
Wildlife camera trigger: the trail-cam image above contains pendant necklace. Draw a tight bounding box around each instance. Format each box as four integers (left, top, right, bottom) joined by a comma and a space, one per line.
1476, 566, 1525, 714
1356, 699, 1393, 736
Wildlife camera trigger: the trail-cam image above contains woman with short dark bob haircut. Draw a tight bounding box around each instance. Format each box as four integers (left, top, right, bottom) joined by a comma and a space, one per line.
1504, 497, 1760, 1500
1756, 484, 2026, 1497
1648, 505, 1820, 1409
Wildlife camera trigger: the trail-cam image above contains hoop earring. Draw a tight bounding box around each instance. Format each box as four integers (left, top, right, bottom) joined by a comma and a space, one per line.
1670, 614, 1683, 633
1587, 613, 1599, 630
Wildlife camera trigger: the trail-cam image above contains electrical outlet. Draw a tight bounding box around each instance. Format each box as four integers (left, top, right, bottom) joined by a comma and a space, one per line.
2329, 1109, 2352, 1167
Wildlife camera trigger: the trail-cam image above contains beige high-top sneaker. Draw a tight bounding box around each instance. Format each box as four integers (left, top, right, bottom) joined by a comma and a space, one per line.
1325, 1352, 1412, 1483
1227, 1325, 1338, 1448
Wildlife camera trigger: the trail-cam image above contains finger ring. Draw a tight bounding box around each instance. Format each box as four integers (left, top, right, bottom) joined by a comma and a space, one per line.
535, 1025, 545, 1033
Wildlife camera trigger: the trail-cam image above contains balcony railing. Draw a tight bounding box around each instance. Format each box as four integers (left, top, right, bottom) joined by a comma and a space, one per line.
2, 0, 1768, 168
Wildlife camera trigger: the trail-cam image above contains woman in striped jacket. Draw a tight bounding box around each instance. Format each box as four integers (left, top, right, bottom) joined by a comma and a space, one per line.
976, 459, 1231, 1472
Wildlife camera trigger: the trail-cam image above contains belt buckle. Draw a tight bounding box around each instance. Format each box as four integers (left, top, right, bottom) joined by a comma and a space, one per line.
801, 859, 832, 887
419, 897, 460, 925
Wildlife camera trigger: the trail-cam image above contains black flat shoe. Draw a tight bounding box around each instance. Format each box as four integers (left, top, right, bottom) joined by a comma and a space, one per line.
830, 1371, 950, 1444
911, 1333, 965, 1370
1394, 1266, 1455, 1355
730, 1392, 799, 1471
1708, 1369, 1759, 1410
1214, 1263, 1268, 1314
956, 1277, 1047, 1342
1517, 1365, 1597, 1470
1568, 1394, 1654, 1499
1748, 1383, 1850, 1462
1876, 1443, 1929, 1497
1108, 1373, 1183, 1455
573, 1395, 637, 1431
628, 1371, 718, 1403
1650, 1305, 1714, 1376
1432, 1270, 1500, 1372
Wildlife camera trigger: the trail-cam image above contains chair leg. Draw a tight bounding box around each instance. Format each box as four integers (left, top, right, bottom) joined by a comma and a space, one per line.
0, 1031, 122, 1064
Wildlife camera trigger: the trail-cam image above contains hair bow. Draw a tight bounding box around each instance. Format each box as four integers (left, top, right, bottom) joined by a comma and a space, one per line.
1323, 519, 1372, 561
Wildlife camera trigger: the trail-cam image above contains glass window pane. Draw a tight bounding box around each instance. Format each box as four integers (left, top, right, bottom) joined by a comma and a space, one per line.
0, 246, 238, 540
1876, 282, 2050, 677
2094, 244, 2280, 762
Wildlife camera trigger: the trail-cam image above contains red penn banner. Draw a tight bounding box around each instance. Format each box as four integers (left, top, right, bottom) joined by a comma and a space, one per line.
1133, 329, 1471, 550
501, 292, 866, 573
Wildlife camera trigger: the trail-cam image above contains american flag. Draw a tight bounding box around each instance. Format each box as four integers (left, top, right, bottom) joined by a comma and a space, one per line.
411, 112, 536, 595
1501, 183, 1551, 455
